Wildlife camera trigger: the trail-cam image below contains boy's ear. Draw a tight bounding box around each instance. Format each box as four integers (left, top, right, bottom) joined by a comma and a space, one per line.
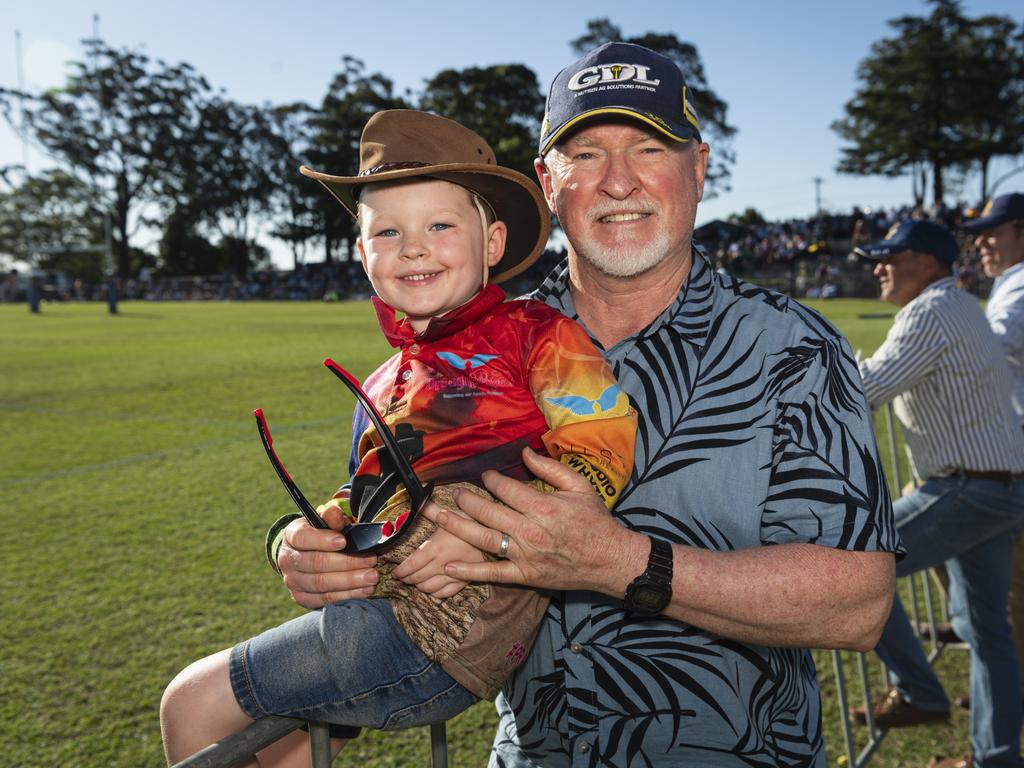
356, 237, 370, 272
486, 221, 507, 268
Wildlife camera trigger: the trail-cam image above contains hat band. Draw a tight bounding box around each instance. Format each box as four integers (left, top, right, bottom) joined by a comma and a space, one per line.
360, 161, 431, 176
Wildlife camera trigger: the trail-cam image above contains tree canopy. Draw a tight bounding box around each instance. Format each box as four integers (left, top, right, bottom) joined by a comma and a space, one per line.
0, 22, 739, 278
832, 0, 1024, 206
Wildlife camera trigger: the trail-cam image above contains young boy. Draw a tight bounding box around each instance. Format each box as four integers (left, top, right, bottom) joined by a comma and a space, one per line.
161, 110, 636, 767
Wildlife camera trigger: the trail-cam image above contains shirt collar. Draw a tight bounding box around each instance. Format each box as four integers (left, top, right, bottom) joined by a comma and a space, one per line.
372, 283, 507, 347
531, 247, 715, 351
993, 260, 1024, 291
895, 275, 958, 319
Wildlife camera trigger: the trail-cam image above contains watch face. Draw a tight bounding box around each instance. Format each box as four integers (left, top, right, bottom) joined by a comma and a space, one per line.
629, 584, 670, 613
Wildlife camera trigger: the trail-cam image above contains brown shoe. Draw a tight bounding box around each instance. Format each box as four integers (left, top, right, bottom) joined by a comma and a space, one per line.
916, 622, 962, 643
927, 755, 972, 768
849, 687, 951, 728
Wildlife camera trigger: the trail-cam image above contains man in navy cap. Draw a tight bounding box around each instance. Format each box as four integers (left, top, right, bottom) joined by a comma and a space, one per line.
854, 219, 1024, 768
276, 42, 901, 766
964, 192, 1024, 709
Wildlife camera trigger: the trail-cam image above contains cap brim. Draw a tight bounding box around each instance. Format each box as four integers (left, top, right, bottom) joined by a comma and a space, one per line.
299, 164, 550, 284
539, 107, 698, 156
961, 213, 1009, 233
854, 241, 908, 260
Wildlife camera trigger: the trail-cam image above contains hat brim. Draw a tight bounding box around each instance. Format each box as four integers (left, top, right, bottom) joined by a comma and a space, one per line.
300, 163, 550, 284
961, 213, 1011, 233
539, 106, 699, 157
853, 241, 909, 260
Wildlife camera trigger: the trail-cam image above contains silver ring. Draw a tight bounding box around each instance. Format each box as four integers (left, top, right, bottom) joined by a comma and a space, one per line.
498, 532, 510, 559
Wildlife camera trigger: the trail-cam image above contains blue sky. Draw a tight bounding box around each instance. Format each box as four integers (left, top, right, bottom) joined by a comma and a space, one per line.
2, 0, 1022, 266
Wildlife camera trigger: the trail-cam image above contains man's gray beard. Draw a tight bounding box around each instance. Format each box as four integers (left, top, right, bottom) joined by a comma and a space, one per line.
572, 229, 673, 278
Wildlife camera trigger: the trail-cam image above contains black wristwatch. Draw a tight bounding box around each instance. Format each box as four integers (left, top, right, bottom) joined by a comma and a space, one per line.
623, 537, 674, 616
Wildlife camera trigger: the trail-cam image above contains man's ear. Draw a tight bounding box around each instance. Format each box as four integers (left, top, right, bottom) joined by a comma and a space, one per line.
534, 157, 558, 216
486, 221, 508, 268
692, 142, 710, 203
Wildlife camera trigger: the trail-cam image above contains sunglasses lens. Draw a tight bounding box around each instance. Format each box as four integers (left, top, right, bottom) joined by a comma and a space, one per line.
342, 524, 379, 552
340, 505, 422, 552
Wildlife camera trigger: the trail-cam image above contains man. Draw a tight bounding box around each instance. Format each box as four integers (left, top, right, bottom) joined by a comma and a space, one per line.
963, 192, 1024, 706
853, 219, 1024, 768
277, 43, 900, 766
965, 192, 1024, 426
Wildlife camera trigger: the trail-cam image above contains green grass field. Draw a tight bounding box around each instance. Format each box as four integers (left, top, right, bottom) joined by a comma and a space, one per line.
0, 298, 972, 767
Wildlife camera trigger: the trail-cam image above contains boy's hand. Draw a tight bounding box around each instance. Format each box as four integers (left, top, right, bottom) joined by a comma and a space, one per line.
316, 491, 356, 530
391, 501, 485, 598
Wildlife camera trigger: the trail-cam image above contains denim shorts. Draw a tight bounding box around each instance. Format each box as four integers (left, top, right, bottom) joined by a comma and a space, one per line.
229, 599, 478, 730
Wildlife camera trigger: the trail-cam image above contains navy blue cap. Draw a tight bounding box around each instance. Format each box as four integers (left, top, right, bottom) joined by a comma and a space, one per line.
854, 220, 959, 264
961, 192, 1024, 233
539, 42, 702, 156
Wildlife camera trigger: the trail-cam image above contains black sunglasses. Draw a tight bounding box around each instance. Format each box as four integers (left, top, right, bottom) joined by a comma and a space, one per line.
254, 358, 434, 553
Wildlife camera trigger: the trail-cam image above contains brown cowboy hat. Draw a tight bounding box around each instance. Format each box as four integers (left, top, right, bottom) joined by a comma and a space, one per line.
300, 109, 550, 284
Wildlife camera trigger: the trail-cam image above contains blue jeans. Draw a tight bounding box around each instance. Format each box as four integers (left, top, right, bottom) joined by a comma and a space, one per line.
229, 599, 478, 729
875, 475, 1024, 767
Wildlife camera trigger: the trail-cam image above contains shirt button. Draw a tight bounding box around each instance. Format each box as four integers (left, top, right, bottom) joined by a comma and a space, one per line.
570, 643, 583, 654
578, 742, 591, 754
401, 370, 413, 382
408, 344, 420, 354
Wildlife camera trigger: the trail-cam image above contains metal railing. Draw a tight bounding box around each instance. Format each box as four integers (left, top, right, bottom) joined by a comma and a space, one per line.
829, 404, 965, 767
171, 719, 448, 768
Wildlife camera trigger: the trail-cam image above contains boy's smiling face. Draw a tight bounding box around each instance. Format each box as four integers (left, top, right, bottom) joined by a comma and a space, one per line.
357, 179, 506, 331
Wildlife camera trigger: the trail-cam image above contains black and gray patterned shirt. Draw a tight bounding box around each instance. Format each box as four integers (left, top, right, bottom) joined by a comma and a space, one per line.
492, 251, 901, 768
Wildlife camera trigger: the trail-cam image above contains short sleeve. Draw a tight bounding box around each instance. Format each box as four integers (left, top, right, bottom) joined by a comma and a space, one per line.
527, 314, 637, 507
761, 324, 902, 556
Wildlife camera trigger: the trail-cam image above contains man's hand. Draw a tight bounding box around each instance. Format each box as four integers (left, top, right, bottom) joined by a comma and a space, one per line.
424, 447, 645, 595
426, 447, 895, 650
277, 516, 379, 609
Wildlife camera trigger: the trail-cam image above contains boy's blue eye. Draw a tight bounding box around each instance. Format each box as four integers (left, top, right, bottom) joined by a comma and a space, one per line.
376, 228, 399, 237
430, 222, 453, 231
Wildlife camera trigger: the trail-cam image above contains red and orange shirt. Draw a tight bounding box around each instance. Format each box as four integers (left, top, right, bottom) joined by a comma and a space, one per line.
351, 284, 635, 514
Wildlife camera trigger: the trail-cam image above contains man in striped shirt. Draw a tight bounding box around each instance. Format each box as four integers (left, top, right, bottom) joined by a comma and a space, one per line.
854, 219, 1024, 768
963, 192, 1024, 708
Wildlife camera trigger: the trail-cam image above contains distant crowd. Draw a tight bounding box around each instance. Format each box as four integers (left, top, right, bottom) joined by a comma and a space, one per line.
3, 201, 994, 306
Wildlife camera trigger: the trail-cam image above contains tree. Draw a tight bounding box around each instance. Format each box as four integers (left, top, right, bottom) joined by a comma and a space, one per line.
728, 207, 767, 228
266, 103, 322, 270
957, 16, 1024, 200
0, 168, 107, 280
0, 39, 211, 278
161, 98, 287, 276
833, 0, 1024, 206
419, 64, 544, 181
307, 57, 409, 263
570, 19, 737, 196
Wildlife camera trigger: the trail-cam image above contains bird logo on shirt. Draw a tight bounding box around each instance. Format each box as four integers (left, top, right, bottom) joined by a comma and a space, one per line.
545, 384, 625, 416
437, 351, 500, 370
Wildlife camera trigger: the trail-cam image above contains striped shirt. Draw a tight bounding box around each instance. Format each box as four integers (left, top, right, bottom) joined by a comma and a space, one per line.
859, 276, 1024, 480
987, 260, 1024, 426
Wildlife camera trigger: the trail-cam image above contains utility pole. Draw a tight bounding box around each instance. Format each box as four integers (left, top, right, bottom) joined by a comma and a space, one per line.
15, 30, 29, 171
91, 12, 118, 313
814, 177, 823, 216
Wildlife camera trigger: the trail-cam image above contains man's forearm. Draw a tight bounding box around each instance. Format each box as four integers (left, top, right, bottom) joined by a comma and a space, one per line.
672, 544, 893, 650
602, 531, 895, 652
